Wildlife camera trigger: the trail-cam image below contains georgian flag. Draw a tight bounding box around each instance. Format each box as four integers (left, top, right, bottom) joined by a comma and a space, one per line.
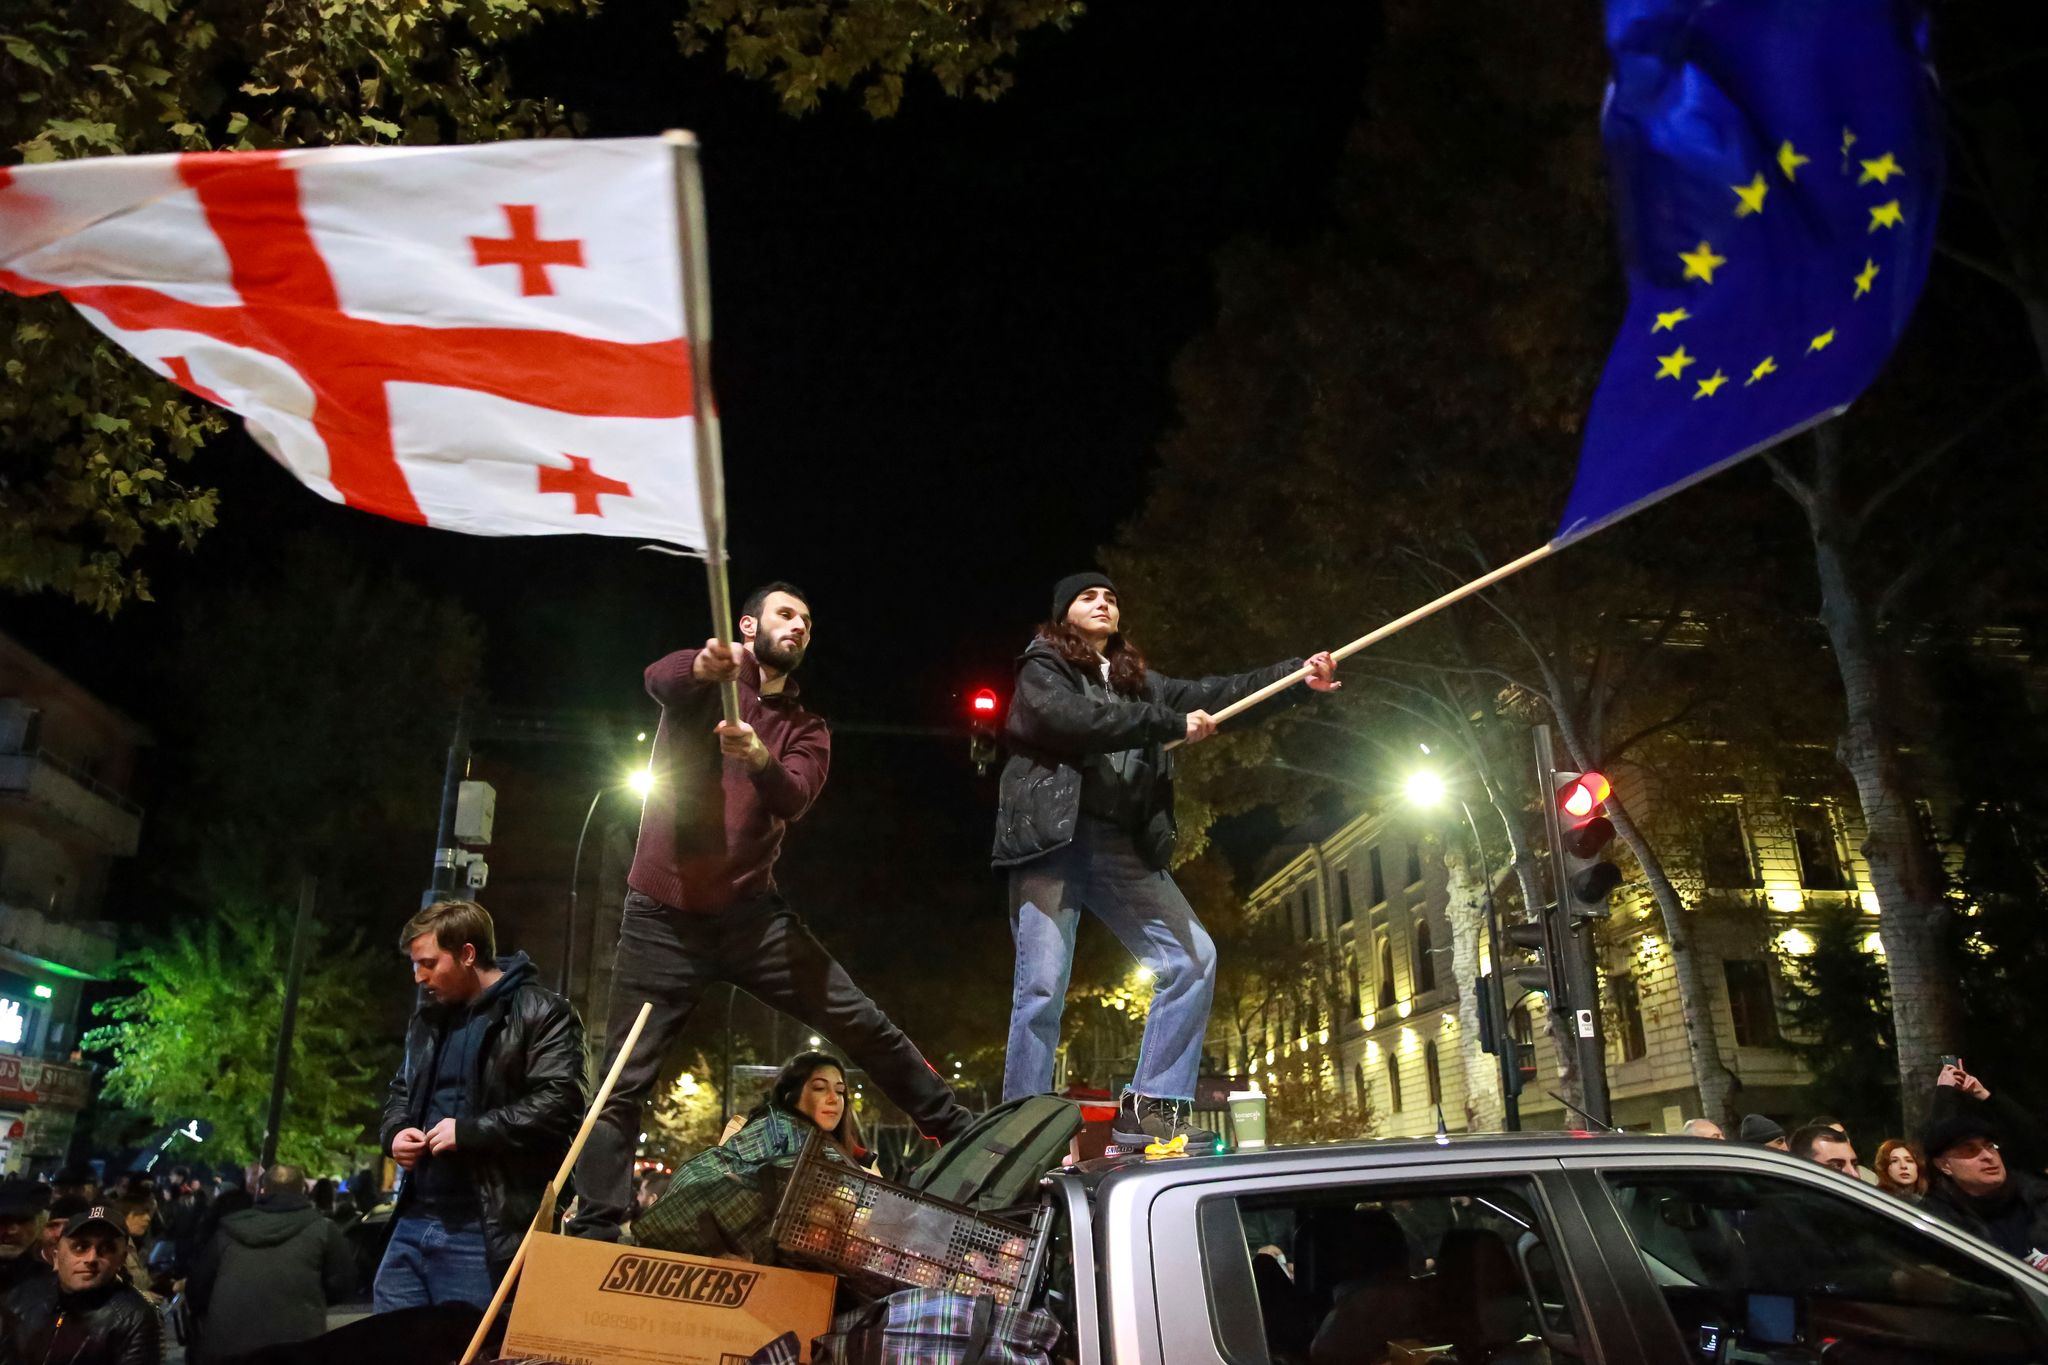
0, 137, 706, 547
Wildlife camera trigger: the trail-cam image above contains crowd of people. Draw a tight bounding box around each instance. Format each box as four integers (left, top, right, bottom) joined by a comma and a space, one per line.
0, 1158, 384, 1362
1681, 1058, 2048, 1268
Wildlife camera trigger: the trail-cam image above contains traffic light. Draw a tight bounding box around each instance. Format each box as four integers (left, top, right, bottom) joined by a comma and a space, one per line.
1502, 918, 1558, 999
1476, 976, 1536, 1099
968, 687, 1001, 775
1554, 769, 1622, 919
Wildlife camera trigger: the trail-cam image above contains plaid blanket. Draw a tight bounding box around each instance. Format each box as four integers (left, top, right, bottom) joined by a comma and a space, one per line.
634, 1108, 847, 1260
812, 1289, 1061, 1365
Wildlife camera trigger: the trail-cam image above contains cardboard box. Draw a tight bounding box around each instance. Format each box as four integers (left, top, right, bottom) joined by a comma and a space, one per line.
502, 1233, 836, 1365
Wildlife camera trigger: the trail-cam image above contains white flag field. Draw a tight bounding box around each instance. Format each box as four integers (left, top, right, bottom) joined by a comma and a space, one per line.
0, 137, 707, 548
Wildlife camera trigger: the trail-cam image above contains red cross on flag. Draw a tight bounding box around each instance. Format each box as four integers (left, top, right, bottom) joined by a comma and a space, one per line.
0, 137, 707, 548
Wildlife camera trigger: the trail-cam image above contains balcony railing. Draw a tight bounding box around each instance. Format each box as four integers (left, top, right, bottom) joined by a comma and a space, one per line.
0, 747, 143, 855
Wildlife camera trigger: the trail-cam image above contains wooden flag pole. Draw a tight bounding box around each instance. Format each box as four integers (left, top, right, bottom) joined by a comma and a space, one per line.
458, 1000, 655, 1365
665, 129, 742, 726
1166, 541, 1557, 748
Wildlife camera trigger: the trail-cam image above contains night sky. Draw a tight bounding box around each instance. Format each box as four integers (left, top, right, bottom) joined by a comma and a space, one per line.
5, 4, 1380, 1053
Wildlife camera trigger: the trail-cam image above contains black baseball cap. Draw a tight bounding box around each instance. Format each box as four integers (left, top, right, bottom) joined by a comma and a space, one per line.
59, 1204, 128, 1242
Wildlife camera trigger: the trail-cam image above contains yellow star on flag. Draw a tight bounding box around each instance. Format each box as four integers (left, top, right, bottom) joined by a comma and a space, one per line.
1858, 152, 1903, 185
1746, 356, 1778, 386
1656, 345, 1697, 380
1651, 307, 1691, 333
1694, 369, 1729, 400
1732, 172, 1769, 217
1841, 126, 1858, 156
1853, 259, 1881, 297
1808, 329, 1836, 353
1777, 140, 1811, 182
1678, 241, 1727, 284
1868, 200, 1904, 232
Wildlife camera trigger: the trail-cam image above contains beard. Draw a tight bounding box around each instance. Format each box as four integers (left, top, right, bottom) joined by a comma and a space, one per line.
756, 631, 806, 673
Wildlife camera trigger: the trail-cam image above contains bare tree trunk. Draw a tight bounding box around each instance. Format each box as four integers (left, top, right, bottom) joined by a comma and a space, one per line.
1602, 794, 1735, 1124
1441, 846, 1504, 1131
1792, 426, 1961, 1129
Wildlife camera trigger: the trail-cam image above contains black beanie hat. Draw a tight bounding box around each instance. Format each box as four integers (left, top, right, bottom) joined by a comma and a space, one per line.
1922, 1112, 2000, 1162
1737, 1113, 1786, 1144
1051, 572, 1117, 623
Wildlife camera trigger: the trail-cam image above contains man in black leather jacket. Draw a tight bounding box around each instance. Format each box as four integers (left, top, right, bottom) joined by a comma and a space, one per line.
375, 899, 585, 1312
0, 1205, 159, 1365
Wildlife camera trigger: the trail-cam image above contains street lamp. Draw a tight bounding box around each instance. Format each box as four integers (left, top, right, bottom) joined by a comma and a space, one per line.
1405, 765, 1521, 1131
563, 765, 657, 998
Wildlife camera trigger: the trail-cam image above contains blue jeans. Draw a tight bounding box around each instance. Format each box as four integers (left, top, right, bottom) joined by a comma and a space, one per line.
373, 1212, 495, 1314
1002, 818, 1217, 1102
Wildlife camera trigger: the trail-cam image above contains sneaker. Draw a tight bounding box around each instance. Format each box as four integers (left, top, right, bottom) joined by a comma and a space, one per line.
1110, 1093, 1222, 1152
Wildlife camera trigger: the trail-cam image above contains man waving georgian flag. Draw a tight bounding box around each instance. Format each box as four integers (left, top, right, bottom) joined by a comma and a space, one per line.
0, 137, 706, 548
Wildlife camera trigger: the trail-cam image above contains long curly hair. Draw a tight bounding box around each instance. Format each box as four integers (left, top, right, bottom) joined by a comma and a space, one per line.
753, 1050, 865, 1160
1875, 1137, 1926, 1198
1036, 618, 1149, 698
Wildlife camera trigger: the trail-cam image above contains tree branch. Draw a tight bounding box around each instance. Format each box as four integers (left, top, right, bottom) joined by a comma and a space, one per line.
1851, 376, 2045, 533
1935, 241, 2023, 295
1764, 451, 1816, 518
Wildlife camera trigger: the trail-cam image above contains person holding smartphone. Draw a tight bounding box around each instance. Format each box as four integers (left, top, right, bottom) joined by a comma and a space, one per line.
1920, 1058, 2048, 1268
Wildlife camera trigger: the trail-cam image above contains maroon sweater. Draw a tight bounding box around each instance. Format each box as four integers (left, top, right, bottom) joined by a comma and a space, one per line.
627, 647, 831, 911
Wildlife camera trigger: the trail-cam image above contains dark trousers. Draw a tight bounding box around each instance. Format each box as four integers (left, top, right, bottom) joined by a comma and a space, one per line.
568, 890, 968, 1240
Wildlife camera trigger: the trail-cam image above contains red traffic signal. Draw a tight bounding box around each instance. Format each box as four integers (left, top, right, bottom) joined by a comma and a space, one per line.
970, 687, 1000, 717
1554, 769, 1621, 914
1558, 770, 1611, 819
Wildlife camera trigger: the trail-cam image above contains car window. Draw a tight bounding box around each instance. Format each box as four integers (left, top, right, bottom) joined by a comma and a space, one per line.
1601, 1169, 2047, 1364
1206, 1178, 1581, 1365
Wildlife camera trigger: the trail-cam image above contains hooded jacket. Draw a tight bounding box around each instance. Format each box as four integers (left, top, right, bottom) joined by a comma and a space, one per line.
188, 1191, 354, 1361
378, 952, 586, 1277
0, 1272, 159, 1365
992, 636, 1304, 870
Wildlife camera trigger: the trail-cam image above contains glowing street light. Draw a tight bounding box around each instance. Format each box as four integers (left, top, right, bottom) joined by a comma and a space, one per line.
565, 765, 662, 996
1403, 770, 1448, 809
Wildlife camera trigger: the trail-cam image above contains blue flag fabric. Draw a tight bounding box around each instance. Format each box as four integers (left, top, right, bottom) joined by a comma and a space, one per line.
1558, 0, 1942, 543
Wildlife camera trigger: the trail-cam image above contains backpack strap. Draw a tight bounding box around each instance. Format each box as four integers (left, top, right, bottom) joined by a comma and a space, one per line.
965, 1294, 997, 1365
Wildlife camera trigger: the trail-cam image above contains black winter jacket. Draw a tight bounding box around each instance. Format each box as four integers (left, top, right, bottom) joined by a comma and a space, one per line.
189, 1191, 354, 1361
992, 637, 1304, 870
0, 1274, 160, 1365
1923, 1169, 2048, 1262
1921, 1083, 2048, 1262
379, 952, 586, 1277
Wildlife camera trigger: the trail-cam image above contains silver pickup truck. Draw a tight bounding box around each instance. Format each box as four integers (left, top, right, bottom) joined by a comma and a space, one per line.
1033, 1132, 2048, 1365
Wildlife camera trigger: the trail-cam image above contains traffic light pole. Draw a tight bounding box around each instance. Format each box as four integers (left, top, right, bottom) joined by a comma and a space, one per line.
1534, 724, 1611, 1130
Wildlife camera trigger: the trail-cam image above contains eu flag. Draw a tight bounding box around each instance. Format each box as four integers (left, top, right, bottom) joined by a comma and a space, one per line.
1558, 0, 1942, 542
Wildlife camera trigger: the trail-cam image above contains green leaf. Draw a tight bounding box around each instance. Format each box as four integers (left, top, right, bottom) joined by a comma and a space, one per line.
3, 36, 55, 75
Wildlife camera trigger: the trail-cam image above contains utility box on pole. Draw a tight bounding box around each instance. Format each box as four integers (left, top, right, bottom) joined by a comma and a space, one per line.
454, 779, 496, 846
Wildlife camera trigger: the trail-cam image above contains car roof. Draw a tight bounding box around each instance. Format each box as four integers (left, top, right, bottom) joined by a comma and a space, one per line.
1058, 1131, 1781, 1195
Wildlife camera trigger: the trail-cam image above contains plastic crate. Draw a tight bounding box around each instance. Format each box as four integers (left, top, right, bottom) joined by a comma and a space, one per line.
770, 1131, 1051, 1306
